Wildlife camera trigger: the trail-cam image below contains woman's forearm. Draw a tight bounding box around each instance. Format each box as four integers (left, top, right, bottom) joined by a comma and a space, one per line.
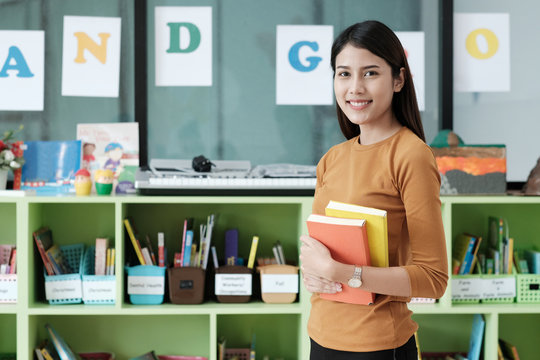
328, 260, 411, 297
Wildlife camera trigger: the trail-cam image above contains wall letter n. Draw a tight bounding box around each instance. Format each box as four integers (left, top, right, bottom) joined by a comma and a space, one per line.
73, 32, 111, 64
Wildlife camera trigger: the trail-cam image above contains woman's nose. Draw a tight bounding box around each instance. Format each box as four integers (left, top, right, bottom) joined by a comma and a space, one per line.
349, 76, 364, 94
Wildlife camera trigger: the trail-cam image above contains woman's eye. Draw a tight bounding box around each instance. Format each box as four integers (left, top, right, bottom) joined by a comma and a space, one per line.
338, 71, 350, 77
364, 71, 377, 77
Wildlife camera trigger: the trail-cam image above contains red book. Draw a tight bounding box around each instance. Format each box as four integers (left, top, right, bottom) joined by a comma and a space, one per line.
32, 227, 55, 276
306, 214, 374, 305
9, 248, 17, 274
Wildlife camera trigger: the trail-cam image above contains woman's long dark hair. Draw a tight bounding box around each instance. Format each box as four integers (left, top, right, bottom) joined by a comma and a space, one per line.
331, 21, 425, 142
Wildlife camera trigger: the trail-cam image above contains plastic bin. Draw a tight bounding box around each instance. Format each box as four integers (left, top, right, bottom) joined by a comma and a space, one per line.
481, 274, 515, 304
168, 266, 205, 304
126, 265, 166, 305
224, 349, 250, 360
451, 275, 481, 304
215, 265, 252, 303
516, 274, 540, 303
82, 246, 116, 305
259, 264, 298, 304
44, 244, 84, 304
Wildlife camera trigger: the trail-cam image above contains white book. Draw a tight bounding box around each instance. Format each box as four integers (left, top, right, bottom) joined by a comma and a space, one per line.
141, 247, 153, 266
95, 238, 109, 275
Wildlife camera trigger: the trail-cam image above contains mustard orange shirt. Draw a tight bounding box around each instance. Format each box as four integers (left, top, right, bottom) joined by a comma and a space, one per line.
308, 126, 448, 351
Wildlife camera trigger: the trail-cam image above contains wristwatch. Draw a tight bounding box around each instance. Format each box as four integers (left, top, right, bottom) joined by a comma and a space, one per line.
347, 266, 363, 288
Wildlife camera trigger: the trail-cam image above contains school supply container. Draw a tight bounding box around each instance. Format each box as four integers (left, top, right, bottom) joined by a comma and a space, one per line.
82, 246, 116, 305
44, 244, 84, 305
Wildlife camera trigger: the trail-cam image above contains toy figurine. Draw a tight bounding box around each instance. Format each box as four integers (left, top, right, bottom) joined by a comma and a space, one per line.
74, 169, 92, 196
94, 169, 114, 195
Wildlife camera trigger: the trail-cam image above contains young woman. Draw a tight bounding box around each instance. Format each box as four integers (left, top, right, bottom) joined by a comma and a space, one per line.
300, 21, 448, 359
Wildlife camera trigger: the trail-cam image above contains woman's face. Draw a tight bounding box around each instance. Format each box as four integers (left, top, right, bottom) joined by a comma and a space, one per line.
334, 44, 403, 128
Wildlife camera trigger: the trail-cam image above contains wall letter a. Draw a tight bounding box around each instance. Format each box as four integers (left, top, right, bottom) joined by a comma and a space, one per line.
73, 32, 111, 64
0, 46, 34, 78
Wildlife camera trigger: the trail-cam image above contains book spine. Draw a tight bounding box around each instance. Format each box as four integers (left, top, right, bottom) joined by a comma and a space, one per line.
179, 219, 188, 268
9, 248, 16, 274
182, 230, 193, 267
95, 238, 108, 275
158, 232, 165, 267
247, 236, 259, 269
124, 219, 146, 265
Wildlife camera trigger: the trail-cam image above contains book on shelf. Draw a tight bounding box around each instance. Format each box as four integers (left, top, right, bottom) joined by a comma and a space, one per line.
20, 140, 82, 195
124, 217, 146, 266
467, 314, 485, 360
498, 338, 520, 360
453, 233, 481, 275
33, 226, 55, 276
324, 200, 388, 268
144, 234, 157, 266
45, 323, 81, 360
525, 249, 540, 274
46, 244, 72, 275
94, 238, 109, 275
306, 213, 375, 305
76, 122, 139, 195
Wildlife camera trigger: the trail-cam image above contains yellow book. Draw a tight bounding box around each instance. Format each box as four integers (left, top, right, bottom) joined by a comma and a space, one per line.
123, 218, 146, 265
110, 248, 116, 275
247, 236, 259, 269
325, 200, 388, 267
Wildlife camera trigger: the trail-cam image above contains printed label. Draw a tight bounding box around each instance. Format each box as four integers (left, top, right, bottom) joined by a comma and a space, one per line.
261, 274, 298, 293
0, 275, 17, 303
482, 277, 515, 299
82, 280, 116, 301
215, 274, 252, 296
451, 278, 483, 300
45, 279, 82, 300
127, 276, 164, 295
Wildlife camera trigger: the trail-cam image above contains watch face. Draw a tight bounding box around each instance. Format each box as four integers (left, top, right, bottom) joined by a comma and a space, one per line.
348, 278, 362, 288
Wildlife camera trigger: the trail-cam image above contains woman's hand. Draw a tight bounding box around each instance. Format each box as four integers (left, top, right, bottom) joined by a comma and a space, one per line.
300, 234, 341, 293
302, 272, 342, 294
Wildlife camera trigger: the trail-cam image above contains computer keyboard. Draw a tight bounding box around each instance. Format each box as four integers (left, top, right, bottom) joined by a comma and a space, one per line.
135, 169, 316, 196
147, 176, 316, 189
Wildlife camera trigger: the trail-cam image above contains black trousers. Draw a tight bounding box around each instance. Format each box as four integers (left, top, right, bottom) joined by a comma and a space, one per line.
310, 335, 418, 360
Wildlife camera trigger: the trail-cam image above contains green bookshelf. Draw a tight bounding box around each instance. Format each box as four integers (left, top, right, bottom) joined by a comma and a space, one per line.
0, 195, 539, 359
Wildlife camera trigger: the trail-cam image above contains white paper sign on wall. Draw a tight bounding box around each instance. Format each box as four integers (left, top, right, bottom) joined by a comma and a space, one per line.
454, 13, 510, 92
62, 16, 122, 97
276, 25, 333, 105
0, 30, 44, 111
155, 6, 212, 87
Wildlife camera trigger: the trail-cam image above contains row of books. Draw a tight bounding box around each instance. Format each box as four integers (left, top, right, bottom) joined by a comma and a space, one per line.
34, 226, 115, 276
0, 244, 16, 274
33, 227, 73, 276
173, 215, 215, 269
453, 215, 540, 275
95, 238, 116, 276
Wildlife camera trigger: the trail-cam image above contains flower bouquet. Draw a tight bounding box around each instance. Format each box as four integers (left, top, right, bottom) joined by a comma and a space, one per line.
0, 126, 25, 189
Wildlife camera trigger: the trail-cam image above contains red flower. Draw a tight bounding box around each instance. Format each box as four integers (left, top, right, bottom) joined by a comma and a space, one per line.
0, 140, 6, 152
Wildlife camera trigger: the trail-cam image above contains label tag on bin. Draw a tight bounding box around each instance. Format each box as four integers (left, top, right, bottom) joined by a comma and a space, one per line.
451, 277, 483, 300
215, 274, 252, 296
128, 276, 165, 295
45, 279, 83, 300
261, 274, 298, 293
0, 275, 17, 303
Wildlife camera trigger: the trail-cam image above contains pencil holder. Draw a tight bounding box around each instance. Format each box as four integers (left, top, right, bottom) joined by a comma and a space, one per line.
258, 264, 299, 304
451, 275, 481, 304
126, 265, 166, 305
215, 265, 252, 303
167, 266, 206, 304
44, 244, 84, 305
516, 274, 540, 303
82, 246, 116, 305
481, 274, 515, 303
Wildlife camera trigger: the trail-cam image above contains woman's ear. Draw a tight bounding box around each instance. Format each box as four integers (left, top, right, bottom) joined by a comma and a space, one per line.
393, 67, 405, 92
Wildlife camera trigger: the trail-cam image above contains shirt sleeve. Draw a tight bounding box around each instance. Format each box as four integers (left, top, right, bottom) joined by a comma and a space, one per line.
397, 144, 448, 299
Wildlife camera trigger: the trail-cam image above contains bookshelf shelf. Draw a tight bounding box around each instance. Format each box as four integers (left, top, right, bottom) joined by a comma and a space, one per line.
0, 195, 538, 359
